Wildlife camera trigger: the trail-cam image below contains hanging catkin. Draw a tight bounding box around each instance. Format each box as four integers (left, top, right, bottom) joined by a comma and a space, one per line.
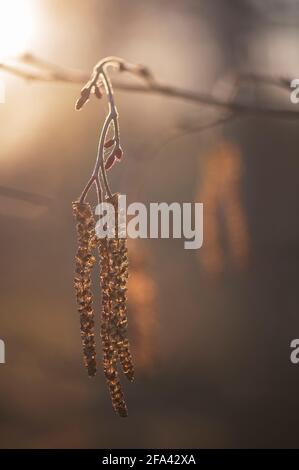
73, 57, 143, 416
99, 236, 128, 417
109, 194, 134, 382
73, 202, 97, 377
98, 194, 134, 417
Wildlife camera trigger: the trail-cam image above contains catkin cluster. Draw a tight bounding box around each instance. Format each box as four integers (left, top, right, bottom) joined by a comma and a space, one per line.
73, 195, 134, 417
72, 57, 142, 416
73, 202, 97, 377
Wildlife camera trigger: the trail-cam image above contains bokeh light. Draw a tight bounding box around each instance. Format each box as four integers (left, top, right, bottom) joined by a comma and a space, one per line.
0, 0, 36, 59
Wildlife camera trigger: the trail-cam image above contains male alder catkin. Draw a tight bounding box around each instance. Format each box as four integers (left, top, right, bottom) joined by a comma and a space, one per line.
73, 202, 97, 377
73, 57, 143, 417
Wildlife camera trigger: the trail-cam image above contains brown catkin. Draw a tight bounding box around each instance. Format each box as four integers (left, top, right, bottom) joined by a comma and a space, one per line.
98, 194, 134, 417
99, 237, 128, 417
108, 194, 134, 382
73, 201, 97, 377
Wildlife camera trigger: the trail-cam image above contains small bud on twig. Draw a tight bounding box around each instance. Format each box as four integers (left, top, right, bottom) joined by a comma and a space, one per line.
75, 85, 91, 110
104, 139, 115, 149
105, 154, 116, 170
114, 148, 123, 160
75, 96, 86, 110
93, 85, 103, 99
81, 86, 91, 99
138, 65, 153, 81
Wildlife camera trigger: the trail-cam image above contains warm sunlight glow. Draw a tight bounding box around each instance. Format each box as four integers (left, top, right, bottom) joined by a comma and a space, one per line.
0, 0, 35, 59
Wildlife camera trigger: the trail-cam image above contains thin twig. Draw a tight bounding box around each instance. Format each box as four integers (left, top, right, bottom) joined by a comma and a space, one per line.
240, 73, 291, 91
0, 185, 52, 207
0, 53, 297, 121
77, 56, 149, 202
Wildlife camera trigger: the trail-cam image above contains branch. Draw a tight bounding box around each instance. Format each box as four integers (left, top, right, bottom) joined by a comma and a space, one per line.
74, 56, 151, 203
0, 185, 52, 207
240, 73, 291, 91
0, 53, 297, 121
148, 113, 239, 163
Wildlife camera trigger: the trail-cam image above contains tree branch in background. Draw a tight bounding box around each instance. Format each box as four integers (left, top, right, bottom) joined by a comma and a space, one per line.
0, 185, 52, 207
0, 52, 297, 121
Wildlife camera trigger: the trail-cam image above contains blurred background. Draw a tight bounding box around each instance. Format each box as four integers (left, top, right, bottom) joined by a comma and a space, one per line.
0, 0, 299, 449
